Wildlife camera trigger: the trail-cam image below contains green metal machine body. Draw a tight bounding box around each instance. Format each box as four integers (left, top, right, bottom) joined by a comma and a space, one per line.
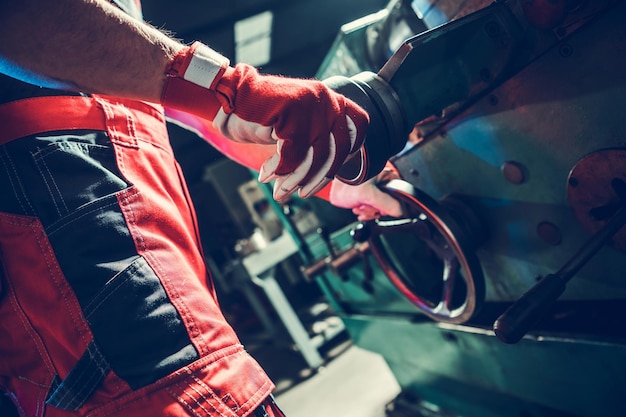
309, 0, 626, 416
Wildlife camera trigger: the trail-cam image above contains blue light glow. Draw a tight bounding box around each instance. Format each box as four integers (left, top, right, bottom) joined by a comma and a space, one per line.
0, 57, 75, 90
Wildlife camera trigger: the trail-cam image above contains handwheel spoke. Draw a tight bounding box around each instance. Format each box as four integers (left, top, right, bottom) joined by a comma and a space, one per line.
437, 258, 459, 314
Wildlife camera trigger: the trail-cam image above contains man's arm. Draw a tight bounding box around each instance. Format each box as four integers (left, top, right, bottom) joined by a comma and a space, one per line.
1, 0, 382, 207
0, 0, 181, 101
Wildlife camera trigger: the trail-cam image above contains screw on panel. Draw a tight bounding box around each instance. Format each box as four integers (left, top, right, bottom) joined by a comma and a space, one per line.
537, 221, 562, 246
501, 161, 527, 185
559, 43, 573, 57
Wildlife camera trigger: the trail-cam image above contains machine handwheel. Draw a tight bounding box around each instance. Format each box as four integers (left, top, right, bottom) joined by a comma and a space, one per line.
359, 179, 485, 324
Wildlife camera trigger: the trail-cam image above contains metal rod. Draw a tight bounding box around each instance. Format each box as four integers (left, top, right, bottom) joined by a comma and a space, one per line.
557, 202, 626, 282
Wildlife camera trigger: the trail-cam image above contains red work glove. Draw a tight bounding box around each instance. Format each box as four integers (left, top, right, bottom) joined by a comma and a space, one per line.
161, 42, 369, 201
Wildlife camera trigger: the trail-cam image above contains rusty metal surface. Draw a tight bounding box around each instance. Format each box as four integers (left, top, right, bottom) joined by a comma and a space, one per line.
567, 149, 626, 252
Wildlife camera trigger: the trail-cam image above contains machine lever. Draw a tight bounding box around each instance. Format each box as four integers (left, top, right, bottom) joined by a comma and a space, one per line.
301, 227, 371, 280
494, 199, 626, 344
301, 243, 371, 280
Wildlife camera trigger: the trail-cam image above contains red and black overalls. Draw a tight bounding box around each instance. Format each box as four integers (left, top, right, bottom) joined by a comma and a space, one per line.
0, 2, 282, 416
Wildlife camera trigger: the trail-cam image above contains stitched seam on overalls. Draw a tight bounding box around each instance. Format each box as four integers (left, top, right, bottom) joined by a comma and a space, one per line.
221, 394, 239, 412
235, 353, 275, 412
2, 220, 55, 417
46, 198, 120, 237
117, 190, 146, 250
188, 374, 239, 414
33, 148, 69, 216
170, 354, 242, 417
81, 257, 140, 317
1, 214, 93, 348
48, 342, 110, 410
34, 219, 92, 349
1, 218, 72, 375
173, 385, 227, 417
184, 354, 234, 413
118, 189, 205, 352
98, 100, 131, 191
10, 299, 49, 417
145, 249, 203, 342
0, 147, 35, 214
175, 351, 271, 417
7, 391, 28, 417
86, 344, 251, 417
96, 98, 139, 149
120, 104, 137, 144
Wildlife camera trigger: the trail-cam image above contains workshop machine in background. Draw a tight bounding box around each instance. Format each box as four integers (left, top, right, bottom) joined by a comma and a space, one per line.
299, 0, 626, 416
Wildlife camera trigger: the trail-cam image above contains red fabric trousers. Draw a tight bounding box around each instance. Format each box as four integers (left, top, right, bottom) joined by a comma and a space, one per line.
0, 95, 281, 417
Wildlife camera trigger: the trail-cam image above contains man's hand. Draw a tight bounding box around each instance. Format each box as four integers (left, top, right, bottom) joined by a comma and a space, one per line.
329, 177, 403, 221
162, 42, 369, 202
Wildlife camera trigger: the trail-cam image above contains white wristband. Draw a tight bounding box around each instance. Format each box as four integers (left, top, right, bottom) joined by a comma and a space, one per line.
182, 42, 230, 90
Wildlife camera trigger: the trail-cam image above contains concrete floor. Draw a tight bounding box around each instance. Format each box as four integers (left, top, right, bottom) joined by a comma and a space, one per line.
227, 280, 402, 417
275, 344, 401, 417
239, 316, 401, 417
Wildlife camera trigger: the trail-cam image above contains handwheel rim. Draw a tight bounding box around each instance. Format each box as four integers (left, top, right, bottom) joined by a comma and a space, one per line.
369, 179, 485, 324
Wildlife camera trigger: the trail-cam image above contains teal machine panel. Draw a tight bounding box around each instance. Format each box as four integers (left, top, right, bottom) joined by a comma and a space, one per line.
307, 1, 626, 416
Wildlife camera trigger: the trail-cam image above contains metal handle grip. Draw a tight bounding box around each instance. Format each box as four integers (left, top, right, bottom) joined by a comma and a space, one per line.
493, 274, 566, 344
494, 201, 626, 344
